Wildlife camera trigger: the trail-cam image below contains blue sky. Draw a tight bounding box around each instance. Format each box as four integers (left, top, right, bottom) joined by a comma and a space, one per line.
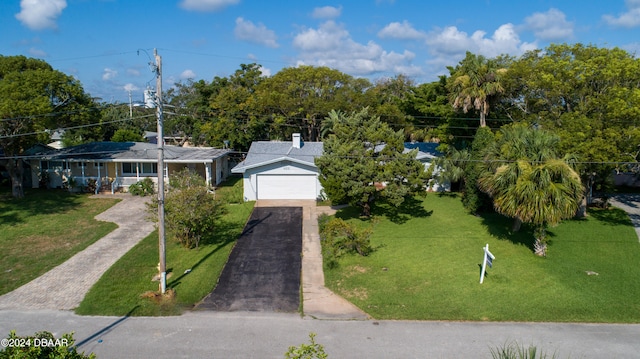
2, 0, 639, 103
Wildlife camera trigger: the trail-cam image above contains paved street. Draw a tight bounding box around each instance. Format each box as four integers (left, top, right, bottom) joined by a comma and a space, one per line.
2, 310, 640, 358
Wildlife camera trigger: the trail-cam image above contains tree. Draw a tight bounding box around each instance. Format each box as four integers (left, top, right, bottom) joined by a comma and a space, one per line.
502, 44, 640, 214
111, 128, 143, 142
0, 55, 93, 198
254, 66, 370, 142
461, 126, 495, 213
447, 52, 506, 127
152, 169, 223, 249
315, 108, 428, 216
477, 124, 583, 256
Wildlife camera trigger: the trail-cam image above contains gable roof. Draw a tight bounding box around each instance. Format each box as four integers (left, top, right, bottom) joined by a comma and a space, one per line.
231, 140, 324, 173
29, 142, 230, 163
403, 142, 443, 161
373, 142, 443, 161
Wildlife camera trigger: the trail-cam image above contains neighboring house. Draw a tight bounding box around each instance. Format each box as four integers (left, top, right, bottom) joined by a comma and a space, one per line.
403, 142, 450, 192
27, 141, 231, 193
375, 142, 450, 192
231, 134, 324, 201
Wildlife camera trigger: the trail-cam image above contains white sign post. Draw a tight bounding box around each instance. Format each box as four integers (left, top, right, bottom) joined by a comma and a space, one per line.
480, 243, 495, 284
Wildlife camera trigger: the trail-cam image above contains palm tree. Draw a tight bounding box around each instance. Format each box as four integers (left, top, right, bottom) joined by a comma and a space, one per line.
477, 124, 584, 256
447, 52, 506, 127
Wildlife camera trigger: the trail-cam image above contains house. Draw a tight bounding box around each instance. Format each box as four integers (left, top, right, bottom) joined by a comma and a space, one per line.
232, 134, 449, 202
231, 134, 324, 201
375, 142, 450, 192
27, 141, 231, 193
403, 142, 450, 192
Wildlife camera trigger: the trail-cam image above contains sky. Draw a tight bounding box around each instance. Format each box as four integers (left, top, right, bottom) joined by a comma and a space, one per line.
1, 0, 640, 104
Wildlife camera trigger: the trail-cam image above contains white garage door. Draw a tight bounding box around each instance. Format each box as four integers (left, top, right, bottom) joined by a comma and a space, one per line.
257, 175, 317, 200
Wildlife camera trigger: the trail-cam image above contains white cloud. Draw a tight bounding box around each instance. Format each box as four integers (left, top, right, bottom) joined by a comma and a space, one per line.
234, 17, 279, 48
378, 20, 427, 40
258, 65, 271, 77
603, 0, 640, 28
293, 21, 423, 77
424, 24, 536, 77
524, 8, 574, 40
426, 24, 535, 59
180, 69, 196, 79
15, 0, 67, 30
28, 47, 47, 57
179, 0, 239, 12
102, 68, 118, 81
123, 83, 139, 92
127, 68, 140, 77
312, 6, 342, 19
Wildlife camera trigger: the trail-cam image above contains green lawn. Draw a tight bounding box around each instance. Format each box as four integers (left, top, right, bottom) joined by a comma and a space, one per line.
324, 194, 640, 322
0, 189, 119, 295
75, 178, 254, 316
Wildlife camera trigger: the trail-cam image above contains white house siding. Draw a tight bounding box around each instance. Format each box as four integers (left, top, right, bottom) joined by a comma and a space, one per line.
241, 161, 322, 201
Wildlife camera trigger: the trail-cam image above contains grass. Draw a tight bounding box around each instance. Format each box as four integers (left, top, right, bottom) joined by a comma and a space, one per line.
0, 189, 119, 295
323, 193, 640, 322
75, 178, 254, 316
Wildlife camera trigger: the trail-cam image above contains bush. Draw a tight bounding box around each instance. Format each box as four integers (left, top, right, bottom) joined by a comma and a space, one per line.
151, 169, 223, 249
319, 216, 373, 269
85, 178, 97, 193
129, 177, 155, 196
490, 342, 559, 359
0, 330, 95, 359
284, 332, 328, 359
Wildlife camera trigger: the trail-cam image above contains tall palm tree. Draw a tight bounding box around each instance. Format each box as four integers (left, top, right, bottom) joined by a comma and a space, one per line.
477, 124, 584, 256
447, 52, 506, 127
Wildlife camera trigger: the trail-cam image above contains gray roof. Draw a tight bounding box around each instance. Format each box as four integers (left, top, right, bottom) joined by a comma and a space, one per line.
374, 142, 443, 161
232, 141, 324, 173
30, 142, 229, 163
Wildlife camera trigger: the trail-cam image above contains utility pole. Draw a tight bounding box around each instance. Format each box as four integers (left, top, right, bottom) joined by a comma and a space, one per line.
154, 48, 167, 294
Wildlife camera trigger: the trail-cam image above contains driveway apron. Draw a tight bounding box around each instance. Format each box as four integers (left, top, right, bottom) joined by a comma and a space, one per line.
197, 207, 302, 312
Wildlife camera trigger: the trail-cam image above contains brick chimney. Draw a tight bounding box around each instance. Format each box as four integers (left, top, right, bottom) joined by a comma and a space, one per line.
292, 133, 301, 149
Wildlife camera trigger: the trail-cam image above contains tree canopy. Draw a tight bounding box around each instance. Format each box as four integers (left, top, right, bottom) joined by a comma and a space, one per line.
0, 55, 93, 197
477, 124, 584, 256
315, 108, 428, 216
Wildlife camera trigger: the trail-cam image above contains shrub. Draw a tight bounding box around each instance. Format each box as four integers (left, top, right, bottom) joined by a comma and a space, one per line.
490, 342, 559, 359
129, 177, 155, 196
0, 330, 95, 359
319, 217, 374, 269
284, 332, 328, 359
151, 169, 223, 249
85, 178, 97, 193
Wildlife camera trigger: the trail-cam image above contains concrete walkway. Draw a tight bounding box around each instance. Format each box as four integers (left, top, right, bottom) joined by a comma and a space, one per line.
0, 194, 154, 310
255, 200, 369, 320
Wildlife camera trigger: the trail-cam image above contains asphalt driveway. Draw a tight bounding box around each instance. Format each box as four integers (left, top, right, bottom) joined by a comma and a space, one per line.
197, 207, 302, 312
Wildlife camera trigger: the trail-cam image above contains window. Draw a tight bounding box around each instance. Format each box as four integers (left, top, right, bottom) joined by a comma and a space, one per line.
93, 162, 105, 168
48, 161, 69, 170
141, 163, 157, 174
122, 163, 134, 174
122, 162, 157, 175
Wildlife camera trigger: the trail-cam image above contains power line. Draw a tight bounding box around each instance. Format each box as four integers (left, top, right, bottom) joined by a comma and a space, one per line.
0, 114, 155, 139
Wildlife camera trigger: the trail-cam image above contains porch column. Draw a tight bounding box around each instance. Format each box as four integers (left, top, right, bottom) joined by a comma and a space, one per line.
96, 163, 101, 194
112, 163, 119, 194
81, 163, 85, 184
205, 162, 212, 187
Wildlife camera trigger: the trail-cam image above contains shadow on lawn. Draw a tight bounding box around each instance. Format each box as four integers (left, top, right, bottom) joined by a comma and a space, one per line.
335, 196, 433, 224
589, 207, 635, 227
479, 211, 560, 252
0, 189, 87, 226
168, 219, 241, 290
